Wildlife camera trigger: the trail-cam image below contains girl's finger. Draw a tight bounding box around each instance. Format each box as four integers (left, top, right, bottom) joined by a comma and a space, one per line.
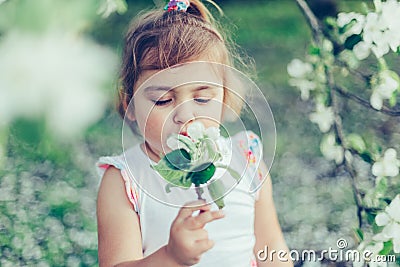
176, 200, 211, 222
185, 210, 224, 229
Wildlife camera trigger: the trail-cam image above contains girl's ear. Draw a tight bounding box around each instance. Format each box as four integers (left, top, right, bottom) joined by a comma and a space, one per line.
126, 110, 136, 122
123, 95, 136, 121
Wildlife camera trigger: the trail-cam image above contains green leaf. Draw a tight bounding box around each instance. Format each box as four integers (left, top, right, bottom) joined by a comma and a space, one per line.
208, 179, 226, 209
226, 166, 241, 182
165, 149, 191, 170
389, 92, 397, 107
325, 17, 337, 28
151, 158, 190, 189
360, 151, 373, 163
375, 177, 388, 196
344, 34, 362, 50
380, 240, 393, 255
189, 162, 216, 186
347, 133, 366, 153
309, 46, 320, 56
202, 139, 221, 162
215, 164, 241, 183
165, 179, 191, 193
152, 163, 184, 182
354, 228, 364, 242
170, 133, 196, 152
366, 209, 377, 225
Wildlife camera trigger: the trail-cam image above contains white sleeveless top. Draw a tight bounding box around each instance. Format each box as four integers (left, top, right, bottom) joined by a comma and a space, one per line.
97, 131, 265, 267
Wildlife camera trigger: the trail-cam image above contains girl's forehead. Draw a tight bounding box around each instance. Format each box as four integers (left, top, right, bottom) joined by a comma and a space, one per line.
136, 62, 225, 93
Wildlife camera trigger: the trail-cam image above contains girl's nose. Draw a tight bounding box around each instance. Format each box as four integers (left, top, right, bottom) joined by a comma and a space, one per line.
172, 100, 196, 124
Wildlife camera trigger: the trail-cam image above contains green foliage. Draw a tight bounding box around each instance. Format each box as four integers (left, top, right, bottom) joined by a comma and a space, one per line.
189, 163, 216, 186
380, 241, 393, 255
355, 227, 364, 242
207, 179, 225, 209
343, 34, 362, 50
165, 149, 192, 170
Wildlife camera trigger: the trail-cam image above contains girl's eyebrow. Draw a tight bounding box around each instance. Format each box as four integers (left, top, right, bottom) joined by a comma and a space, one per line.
143, 86, 172, 93
143, 84, 220, 94
191, 85, 220, 92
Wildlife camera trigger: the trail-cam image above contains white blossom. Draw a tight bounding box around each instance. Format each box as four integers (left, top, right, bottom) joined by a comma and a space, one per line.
337, 12, 365, 41
374, 195, 400, 253
353, 41, 371, 60
354, 240, 389, 267
320, 133, 344, 164
363, 12, 390, 58
376, 195, 400, 224
166, 135, 181, 151
309, 103, 335, 133
338, 1, 400, 59
204, 127, 220, 140
168, 122, 225, 163
372, 148, 400, 177
215, 138, 231, 158
166, 134, 191, 152
380, 0, 400, 51
0, 31, 117, 137
187, 121, 205, 141
287, 59, 313, 78
370, 71, 399, 110
288, 79, 317, 100
287, 59, 318, 100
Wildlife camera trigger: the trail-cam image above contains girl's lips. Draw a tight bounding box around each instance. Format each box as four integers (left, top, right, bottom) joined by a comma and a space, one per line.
179, 131, 188, 137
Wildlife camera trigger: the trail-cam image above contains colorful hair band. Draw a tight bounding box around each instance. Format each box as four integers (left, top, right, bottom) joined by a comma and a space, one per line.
164, 0, 190, 12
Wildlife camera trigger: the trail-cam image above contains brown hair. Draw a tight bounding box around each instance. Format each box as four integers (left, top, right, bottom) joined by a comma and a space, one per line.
118, 0, 253, 127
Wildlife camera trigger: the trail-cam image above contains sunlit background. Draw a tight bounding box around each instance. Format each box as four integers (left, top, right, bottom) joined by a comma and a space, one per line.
0, 0, 398, 266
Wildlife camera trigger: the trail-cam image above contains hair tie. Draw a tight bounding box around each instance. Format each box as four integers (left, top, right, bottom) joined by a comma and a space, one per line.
164, 0, 190, 12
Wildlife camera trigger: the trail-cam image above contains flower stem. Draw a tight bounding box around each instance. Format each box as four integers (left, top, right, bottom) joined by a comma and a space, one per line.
195, 185, 204, 200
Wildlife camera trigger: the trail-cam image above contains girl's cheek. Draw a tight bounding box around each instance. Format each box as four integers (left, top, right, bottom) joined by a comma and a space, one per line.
145, 112, 170, 136
203, 101, 224, 120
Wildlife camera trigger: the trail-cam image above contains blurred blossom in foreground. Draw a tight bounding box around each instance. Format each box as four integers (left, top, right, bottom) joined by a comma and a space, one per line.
0, 31, 117, 137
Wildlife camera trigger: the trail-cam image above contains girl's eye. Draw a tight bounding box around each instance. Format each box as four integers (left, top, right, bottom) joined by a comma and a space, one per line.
153, 99, 172, 106
194, 98, 211, 104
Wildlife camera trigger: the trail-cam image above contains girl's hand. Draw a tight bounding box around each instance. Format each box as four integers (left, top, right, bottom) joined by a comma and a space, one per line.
165, 200, 225, 266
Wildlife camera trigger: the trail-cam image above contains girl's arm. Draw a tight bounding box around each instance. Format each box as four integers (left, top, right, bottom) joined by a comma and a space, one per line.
97, 166, 224, 267
253, 163, 294, 267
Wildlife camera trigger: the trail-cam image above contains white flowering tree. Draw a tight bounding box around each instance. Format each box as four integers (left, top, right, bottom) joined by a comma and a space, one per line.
288, 0, 400, 264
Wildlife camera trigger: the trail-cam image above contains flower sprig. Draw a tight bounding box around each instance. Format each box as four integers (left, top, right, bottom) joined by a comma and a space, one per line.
290, 0, 400, 259
151, 121, 240, 209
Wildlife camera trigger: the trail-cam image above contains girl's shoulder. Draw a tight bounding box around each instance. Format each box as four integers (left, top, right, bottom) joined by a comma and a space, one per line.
96, 146, 141, 213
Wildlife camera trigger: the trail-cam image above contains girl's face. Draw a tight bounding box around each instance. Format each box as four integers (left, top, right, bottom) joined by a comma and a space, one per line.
131, 62, 225, 162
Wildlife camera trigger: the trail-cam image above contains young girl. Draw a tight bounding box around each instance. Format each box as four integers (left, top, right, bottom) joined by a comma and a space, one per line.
96, 1, 293, 266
